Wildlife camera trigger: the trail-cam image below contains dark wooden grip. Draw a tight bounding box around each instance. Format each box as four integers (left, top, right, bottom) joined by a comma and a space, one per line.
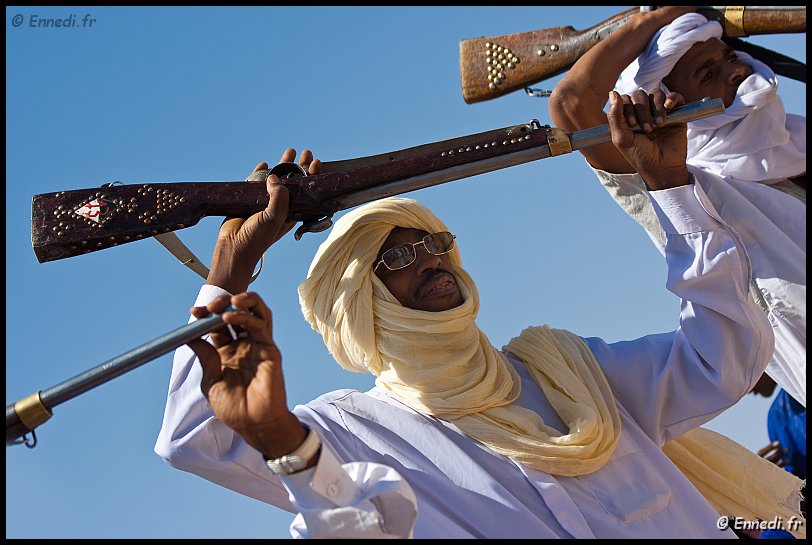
32, 182, 268, 263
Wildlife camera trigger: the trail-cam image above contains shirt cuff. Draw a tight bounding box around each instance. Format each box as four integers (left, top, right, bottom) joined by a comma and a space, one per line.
648, 180, 722, 235
280, 439, 358, 507
193, 284, 233, 308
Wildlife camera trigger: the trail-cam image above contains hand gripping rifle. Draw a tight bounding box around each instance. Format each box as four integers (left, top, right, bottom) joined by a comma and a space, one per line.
459, 6, 807, 104
15, 99, 726, 447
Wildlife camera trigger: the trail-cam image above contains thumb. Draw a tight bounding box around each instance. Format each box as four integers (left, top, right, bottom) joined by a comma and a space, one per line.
243, 174, 290, 245
187, 338, 222, 400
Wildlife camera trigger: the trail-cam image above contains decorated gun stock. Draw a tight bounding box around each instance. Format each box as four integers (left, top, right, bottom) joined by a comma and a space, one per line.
459, 6, 807, 104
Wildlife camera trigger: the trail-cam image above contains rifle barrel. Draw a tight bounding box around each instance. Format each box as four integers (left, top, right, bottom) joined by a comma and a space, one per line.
6, 306, 236, 446
327, 98, 725, 211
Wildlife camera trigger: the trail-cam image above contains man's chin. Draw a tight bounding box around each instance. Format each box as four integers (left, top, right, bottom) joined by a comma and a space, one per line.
422, 290, 464, 312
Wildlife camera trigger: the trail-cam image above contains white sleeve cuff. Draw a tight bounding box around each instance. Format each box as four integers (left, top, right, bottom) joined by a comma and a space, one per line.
194, 284, 233, 307
648, 179, 722, 235
280, 438, 418, 538
280, 439, 358, 507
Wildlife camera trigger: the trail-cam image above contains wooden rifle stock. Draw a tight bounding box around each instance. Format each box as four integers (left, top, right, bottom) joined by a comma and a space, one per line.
31, 98, 724, 264
460, 6, 807, 104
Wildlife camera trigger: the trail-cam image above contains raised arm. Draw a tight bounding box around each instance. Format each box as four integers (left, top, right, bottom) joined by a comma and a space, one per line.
154, 151, 316, 509
154, 151, 418, 537
548, 6, 695, 174
586, 90, 774, 443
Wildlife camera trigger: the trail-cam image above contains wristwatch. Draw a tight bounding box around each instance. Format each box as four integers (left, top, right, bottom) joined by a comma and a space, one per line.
264, 426, 322, 475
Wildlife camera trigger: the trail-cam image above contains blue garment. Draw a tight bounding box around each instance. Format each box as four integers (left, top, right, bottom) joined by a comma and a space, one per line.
760, 528, 795, 539
768, 389, 806, 480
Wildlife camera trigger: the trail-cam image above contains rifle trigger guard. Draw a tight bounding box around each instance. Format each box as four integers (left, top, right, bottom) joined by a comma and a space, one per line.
294, 216, 334, 241
269, 162, 309, 179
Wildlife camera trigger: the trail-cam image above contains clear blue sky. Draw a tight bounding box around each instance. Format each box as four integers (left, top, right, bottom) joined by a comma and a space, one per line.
6, 6, 805, 539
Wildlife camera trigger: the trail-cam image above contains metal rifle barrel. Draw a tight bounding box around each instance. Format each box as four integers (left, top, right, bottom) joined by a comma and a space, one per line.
327, 97, 725, 211
6, 306, 237, 446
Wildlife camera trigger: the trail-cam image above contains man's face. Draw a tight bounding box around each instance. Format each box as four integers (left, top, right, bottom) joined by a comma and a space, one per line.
374, 227, 464, 312
663, 38, 753, 107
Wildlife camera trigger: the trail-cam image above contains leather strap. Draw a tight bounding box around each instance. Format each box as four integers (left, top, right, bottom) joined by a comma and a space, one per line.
153, 169, 269, 283
153, 232, 210, 280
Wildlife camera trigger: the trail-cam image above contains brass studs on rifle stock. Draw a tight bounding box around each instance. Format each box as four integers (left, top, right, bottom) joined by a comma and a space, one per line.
136, 185, 183, 225
537, 44, 558, 57
484, 42, 520, 91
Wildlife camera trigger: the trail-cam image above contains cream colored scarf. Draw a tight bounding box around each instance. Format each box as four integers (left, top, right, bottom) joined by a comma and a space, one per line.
299, 197, 804, 536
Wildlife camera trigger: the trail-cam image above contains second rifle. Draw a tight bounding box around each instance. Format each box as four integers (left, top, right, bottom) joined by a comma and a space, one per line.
460, 6, 807, 104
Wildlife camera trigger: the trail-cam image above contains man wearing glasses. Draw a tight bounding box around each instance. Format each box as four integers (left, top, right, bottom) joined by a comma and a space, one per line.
155, 89, 804, 538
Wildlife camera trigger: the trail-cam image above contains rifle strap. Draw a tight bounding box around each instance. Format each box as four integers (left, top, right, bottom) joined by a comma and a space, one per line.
153, 232, 210, 280
723, 37, 806, 84
153, 231, 264, 284
152, 160, 271, 284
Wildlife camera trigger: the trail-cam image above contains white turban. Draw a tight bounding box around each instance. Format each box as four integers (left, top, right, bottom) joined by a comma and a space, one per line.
615, 12, 806, 183
615, 13, 722, 96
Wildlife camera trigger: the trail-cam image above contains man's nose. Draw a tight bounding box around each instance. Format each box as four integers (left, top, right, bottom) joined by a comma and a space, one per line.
414, 245, 442, 276
726, 61, 750, 87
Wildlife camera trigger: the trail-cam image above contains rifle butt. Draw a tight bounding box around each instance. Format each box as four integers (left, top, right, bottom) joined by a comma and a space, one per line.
460, 8, 637, 104
460, 6, 805, 104
32, 182, 266, 263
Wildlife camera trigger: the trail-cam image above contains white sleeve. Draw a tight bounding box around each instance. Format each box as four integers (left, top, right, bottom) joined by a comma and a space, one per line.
154, 284, 296, 510
590, 177, 775, 445
282, 440, 417, 539
155, 285, 418, 538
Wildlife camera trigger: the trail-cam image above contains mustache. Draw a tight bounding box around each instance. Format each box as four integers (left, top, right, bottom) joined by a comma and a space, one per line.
418, 268, 456, 293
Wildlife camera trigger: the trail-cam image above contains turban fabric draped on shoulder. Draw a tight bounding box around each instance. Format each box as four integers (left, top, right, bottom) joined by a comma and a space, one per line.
297, 197, 804, 535
615, 13, 806, 184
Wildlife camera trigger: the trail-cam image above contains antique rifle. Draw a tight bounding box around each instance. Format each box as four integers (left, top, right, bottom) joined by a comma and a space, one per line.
460, 6, 807, 104
32, 98, 723, 265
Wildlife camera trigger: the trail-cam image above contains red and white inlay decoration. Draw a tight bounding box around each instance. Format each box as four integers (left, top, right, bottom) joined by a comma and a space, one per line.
75, 198, 115, 223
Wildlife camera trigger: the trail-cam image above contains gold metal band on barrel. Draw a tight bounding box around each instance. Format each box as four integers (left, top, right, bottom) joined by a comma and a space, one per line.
545, 127, 573, 156
15, 392, 53, 431
724, 7, 746, 37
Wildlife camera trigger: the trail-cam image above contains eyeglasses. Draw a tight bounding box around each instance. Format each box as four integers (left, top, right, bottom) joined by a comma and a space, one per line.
373, 231, 457, 272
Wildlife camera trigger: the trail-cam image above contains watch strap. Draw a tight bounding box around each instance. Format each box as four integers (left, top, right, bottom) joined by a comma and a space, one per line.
264, 426, 321, 475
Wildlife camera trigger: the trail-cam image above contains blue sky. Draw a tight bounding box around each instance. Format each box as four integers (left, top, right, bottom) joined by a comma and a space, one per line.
6, 6, 806, 539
